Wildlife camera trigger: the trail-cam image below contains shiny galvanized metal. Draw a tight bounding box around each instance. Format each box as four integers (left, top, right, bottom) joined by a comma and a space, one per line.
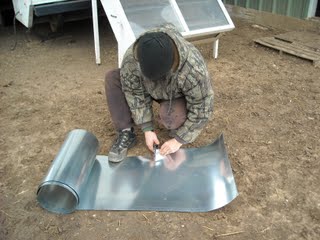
37, 129, 238, 214
37, 129, 99, 213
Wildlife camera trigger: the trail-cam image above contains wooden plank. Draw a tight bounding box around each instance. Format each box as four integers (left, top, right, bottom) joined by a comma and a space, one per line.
275, 31, 320, 51
256, 37, 320, 58
255, 38, 319, 60
254, 35, 320, 66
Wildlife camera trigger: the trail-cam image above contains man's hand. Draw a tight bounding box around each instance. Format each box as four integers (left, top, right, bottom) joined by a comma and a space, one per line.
160, 138, 182, 155
144, 131, 160, 152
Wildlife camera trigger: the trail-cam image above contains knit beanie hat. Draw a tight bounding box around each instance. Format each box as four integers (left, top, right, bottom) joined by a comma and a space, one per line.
136, 32, 174, 80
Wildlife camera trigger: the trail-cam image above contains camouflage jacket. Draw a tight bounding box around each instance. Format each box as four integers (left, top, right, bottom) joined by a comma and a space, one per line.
120, 24, 214, 144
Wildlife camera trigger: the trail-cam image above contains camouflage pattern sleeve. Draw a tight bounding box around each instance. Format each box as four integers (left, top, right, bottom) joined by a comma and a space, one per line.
175, 54, 214, 144
120, 52, 154, 130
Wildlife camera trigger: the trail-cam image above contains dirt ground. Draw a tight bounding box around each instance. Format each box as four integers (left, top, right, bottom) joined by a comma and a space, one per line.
0, 10, 319, 240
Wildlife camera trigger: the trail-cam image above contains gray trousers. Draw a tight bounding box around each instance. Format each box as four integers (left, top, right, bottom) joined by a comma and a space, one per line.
105, 69, 187, 131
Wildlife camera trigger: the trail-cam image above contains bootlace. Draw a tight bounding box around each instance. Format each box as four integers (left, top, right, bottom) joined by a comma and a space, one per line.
115, 131, 131, 149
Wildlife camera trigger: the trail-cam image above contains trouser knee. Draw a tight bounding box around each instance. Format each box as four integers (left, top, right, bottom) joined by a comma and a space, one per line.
105, 68, 121, 92
159, 98, 187, 130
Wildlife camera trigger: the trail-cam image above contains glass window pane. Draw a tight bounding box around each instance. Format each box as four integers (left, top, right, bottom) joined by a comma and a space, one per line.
176, 0, 229, 30
120, 0, 185, 37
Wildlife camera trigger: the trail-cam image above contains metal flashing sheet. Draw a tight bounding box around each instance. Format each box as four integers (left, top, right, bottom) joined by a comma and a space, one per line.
37, 129, 238, 214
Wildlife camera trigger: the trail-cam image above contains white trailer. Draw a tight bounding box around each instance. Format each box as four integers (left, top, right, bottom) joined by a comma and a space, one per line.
12, 0, 93, 30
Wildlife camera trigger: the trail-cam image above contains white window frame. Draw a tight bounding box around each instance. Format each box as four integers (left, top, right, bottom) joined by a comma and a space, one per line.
176, 0, 235, 38
102, 0, 234, 65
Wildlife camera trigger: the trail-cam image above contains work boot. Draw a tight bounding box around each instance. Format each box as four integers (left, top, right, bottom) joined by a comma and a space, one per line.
108, 129, 137, 163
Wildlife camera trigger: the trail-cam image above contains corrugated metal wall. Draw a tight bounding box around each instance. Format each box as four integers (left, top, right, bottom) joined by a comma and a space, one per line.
222, 0, 316, 19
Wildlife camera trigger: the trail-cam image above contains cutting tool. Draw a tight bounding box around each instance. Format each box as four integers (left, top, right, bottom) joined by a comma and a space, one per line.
153, 144, 165, 161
